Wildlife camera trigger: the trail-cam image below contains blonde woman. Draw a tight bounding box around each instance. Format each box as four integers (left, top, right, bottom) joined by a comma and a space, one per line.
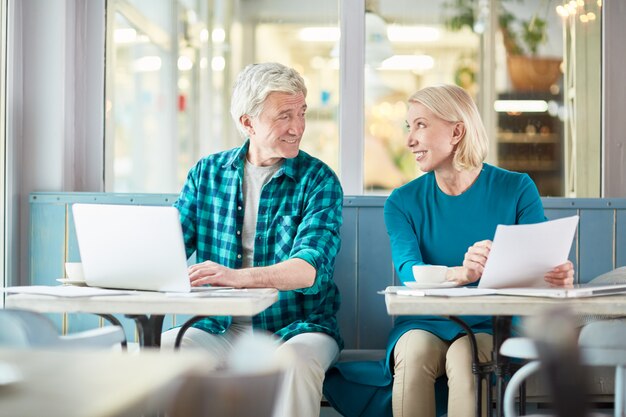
383, 84, 574, 416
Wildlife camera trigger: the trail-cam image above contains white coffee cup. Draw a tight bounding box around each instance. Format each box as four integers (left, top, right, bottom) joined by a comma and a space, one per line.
412, 265, 448, 284
65, 262, 85, 281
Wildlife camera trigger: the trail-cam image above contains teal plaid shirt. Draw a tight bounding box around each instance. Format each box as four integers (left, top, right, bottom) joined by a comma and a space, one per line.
174, 140, 344, 348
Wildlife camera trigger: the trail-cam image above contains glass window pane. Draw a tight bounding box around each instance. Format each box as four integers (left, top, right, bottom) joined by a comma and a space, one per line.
367, 0, 601, 197
105, 0, 340, 192
106, 1, 178, 192
105, 0, 601, 196
248, 3, 340, 174
365, 0, 480, 193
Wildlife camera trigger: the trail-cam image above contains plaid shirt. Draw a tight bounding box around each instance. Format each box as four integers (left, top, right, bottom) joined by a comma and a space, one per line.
174, 140, 344, 347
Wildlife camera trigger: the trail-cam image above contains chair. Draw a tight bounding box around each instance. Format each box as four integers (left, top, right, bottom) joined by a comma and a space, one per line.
501, 311, 626, 417
578, 319, 626, 417
0, 308, 127, 349
167, 369, 283, 417
167, 332, 286, 417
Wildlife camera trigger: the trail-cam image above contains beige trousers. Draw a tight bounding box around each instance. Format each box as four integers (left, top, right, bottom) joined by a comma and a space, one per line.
392, 330, 493, 417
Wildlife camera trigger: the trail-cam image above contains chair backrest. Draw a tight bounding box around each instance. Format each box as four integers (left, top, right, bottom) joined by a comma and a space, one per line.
167, 370, 283, 417
579, 319, 626, 366
0, 309, 126, 349
503, 308, 593, 417
0, 309, 65, 347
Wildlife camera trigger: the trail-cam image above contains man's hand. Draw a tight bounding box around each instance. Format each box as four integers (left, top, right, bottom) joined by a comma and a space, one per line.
544, 260, 574, 288
187, 258, 316, 290
188, 261, 244, 288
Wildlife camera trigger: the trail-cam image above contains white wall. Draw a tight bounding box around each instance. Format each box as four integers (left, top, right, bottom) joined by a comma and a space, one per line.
8, 0, 104, 285
9, 0, 67, 286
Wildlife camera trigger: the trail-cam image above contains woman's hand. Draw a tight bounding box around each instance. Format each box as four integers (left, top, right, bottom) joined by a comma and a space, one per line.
544, 260, 574, 288
447, 240, 492, 285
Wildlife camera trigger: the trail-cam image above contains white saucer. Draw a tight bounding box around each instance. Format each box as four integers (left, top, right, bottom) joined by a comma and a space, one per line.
404, 281, 457, 289
56, 278, 87, 286
0, 361, 22, 387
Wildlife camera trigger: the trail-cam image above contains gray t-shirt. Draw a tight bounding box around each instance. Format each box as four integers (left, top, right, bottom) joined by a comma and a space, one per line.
242, 158, 282, 268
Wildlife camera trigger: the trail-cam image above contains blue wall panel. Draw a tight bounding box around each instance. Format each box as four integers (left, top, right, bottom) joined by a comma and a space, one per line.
357, 206, 393, 349
579, 209, 614, 283
30, 203, 67, 332
544, 208, 579, 280
335, 206, 358, 348
616, 210, 626, 269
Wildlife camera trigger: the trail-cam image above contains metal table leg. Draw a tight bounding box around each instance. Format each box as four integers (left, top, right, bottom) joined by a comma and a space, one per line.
174, 316, 207, 349
493, 316, 513, 417
125, 314, 165, 347
449, 316, 494, 417
97, 313, 128, 349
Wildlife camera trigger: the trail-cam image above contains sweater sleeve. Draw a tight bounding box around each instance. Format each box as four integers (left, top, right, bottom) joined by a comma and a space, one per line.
515, 174, 546, 225
384, 189, 426, 283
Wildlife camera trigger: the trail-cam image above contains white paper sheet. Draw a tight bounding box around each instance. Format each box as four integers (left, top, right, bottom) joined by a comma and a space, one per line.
2, 285, 134, 297
478, 215, 579, 289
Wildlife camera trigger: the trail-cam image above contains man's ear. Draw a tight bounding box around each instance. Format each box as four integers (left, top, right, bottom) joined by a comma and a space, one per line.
451, 122, 465, 145
240, 114, 255, 136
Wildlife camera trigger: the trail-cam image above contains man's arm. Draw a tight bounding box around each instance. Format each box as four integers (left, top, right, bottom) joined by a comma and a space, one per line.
188, 167, 343, 291
188, 258, 315, 290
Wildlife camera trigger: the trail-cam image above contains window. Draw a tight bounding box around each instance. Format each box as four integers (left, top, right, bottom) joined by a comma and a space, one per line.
0, 0, 6, 295
105, 0, 602, 197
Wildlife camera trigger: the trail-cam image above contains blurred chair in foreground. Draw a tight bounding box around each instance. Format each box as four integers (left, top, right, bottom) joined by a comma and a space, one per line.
167, 369, 283, 417
167, 331, 291, 417
0, 308, 126, 349
501, 307, 625, 417
578, 319, 626, 417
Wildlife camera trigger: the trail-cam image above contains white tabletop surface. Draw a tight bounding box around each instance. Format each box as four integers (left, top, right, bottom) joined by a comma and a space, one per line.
385, 290, 626, 316
5, 287, 279, 317
0, 348, 213, 417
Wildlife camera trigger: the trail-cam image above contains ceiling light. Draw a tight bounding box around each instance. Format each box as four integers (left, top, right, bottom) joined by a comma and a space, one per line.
494, 100, 548, 113
387, 25, 440, 42
380, 54, 434, 71
298, 27, 339, 42
133, 56, 162, 72
114, 28, 138, 44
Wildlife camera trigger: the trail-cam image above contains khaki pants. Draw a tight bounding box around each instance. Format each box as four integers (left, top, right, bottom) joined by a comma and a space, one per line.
392, 330, 493, 417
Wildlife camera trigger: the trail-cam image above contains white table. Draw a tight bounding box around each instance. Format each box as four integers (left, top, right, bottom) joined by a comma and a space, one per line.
385, 290, 626, 417
0, 348, 213, 417
385, 292, 626, 316
6, 288, 279, 347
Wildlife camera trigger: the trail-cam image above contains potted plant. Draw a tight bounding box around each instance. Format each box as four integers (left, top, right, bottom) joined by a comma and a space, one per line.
444, 0, 562, 92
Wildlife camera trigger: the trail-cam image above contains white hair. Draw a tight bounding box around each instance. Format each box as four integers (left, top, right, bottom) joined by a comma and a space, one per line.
230, 63, 307, 138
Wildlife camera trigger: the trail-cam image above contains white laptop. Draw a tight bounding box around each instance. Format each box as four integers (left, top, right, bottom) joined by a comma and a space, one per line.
72, 203, 192, 292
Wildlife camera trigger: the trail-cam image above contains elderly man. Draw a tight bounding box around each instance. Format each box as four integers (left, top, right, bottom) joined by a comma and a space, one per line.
161, 62, 343, 417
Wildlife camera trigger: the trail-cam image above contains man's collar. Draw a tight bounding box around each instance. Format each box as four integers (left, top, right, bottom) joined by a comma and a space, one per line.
224, 140, 250, 169
224, 139, 298, 180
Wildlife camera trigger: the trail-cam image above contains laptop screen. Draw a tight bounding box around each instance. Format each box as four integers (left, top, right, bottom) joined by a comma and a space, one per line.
72, 204, 191, 292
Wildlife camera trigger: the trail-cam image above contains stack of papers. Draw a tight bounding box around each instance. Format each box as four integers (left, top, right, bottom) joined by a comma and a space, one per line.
478, 215, 579, 289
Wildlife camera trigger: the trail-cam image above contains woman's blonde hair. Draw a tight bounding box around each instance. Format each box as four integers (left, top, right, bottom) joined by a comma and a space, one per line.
408, 84, 488, 171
